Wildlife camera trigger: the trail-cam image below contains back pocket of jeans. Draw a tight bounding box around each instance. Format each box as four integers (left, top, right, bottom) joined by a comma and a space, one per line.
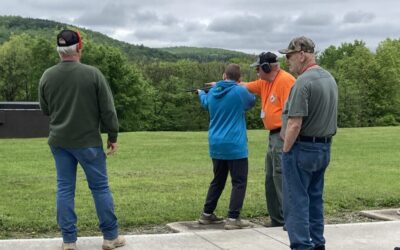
297, 145, 328, 172
81, 147, 103, 162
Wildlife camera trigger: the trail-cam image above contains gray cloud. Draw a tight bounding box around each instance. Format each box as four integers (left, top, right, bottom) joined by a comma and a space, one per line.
343, 11, 375, 24
183, 21, 206, 32
130, 10, 160, 25
0, 0, 399, 54
160, 15, 179, 26
134, 26, 190, 43
208, 14, 271, 34
75, 2, 130, 27
295, 12, 335, 26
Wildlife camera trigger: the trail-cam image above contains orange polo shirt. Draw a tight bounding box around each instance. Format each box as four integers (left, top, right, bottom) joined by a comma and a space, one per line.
246, 70, 295, 130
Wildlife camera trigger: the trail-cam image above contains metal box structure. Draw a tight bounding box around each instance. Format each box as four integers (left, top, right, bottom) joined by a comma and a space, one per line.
0, 102, 49, 138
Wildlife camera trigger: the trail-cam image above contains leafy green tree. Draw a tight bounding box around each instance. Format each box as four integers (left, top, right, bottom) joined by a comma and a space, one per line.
375, 38, 400, 125
140, 60, 210, 131
29, 37, 59, 101
0, 34, 33, 101
319, 40, 399, 127
335, 46, 392, 127
82, 42, 154, 131
319, 40, 366, 71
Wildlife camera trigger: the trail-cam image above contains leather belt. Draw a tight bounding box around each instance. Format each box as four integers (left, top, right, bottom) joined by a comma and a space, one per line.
269, 128, 281, 135
296, 135, 331, 143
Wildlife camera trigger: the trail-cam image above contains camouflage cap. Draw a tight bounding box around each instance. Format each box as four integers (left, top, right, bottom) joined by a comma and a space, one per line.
278, 36, 315, 54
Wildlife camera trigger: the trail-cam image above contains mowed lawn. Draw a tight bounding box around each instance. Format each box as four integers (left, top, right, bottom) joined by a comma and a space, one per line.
0, 127, 399, 238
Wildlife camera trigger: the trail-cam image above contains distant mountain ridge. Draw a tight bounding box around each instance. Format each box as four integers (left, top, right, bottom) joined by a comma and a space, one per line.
0, 15, 253, 62
160, 46, 253, 62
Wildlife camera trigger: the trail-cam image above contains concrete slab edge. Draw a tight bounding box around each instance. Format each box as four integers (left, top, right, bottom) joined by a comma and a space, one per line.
359, 209, 399, 221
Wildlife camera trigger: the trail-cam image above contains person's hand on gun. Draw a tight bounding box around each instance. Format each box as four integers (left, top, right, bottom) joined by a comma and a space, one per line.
195, 82, 216, 95
204, 81, 216, 87
107, 140, 118, 156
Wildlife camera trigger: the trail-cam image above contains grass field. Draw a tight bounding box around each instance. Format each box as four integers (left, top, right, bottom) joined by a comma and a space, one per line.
1, 127, 400, 239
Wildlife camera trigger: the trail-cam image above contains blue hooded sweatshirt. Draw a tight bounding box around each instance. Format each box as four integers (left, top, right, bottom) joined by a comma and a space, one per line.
199, 80, 256, 160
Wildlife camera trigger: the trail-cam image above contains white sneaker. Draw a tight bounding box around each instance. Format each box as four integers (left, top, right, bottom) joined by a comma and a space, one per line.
61, 242, 77, 250
224, 218, 250, 230
102, 235, 126, 250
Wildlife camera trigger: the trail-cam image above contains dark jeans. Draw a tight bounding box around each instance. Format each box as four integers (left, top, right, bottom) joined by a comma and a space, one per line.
282, 142, 331, 250
203, 158, 248, 219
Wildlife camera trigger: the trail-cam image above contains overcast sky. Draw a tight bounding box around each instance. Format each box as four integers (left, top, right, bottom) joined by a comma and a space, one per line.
1, 0, 399, 54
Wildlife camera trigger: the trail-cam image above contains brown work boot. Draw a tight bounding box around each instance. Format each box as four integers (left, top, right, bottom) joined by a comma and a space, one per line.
224, 218, 250, 230
61, 242, 77, 250
198, 213, 224, 224
102, 235, 126, 250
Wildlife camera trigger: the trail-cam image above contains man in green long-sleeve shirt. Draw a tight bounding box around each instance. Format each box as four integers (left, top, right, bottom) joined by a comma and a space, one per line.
39, 29, 125, 250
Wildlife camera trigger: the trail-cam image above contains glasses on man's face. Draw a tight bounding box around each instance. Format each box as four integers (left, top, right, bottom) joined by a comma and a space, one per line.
286, 51, 300, 60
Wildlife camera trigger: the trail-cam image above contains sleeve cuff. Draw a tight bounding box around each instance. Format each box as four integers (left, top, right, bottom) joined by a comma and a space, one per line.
108, 134, 118, 143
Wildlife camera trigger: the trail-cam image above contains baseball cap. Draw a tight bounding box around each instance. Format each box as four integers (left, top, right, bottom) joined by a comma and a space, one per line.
57, 29, 80, 47
250, 52, 278, 67
278, 36, 315, 54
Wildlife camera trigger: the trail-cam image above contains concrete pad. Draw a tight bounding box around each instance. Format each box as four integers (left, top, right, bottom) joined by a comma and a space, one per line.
360, 208, 400, 221
1, 221, 400, 250
0, 233, 219, 250
167, 220, 262, 233
323, 221, 400, 250
128, 233, 219, 250
0, 236, 105, 250
0, 238, 63, 250
253, 226, 290, 245
196, 228, 289, 250
255, 221, 400, 250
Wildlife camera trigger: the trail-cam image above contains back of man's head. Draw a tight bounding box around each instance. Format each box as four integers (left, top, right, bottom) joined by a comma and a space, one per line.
224, 64, 241, 82
56, 29, 82, 56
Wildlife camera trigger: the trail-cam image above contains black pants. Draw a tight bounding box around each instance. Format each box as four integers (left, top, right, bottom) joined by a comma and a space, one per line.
203, 158, 248, 219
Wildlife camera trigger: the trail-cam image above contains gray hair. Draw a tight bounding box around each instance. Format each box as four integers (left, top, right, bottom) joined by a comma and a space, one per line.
56, 44, 79, 56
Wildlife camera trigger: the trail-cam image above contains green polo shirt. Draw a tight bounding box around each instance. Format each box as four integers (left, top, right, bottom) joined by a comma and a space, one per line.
283, 67, 338, 137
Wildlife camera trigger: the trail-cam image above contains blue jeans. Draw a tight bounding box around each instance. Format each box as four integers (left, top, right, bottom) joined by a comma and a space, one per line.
282, 142, 331, 250
50, 146, 118, 243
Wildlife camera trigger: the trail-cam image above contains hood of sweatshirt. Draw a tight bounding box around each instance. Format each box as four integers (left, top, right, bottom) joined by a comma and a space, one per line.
211, 80, 237, 99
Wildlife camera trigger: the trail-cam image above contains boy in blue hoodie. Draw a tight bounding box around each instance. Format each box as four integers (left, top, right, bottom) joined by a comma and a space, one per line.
197, 64, 256, 230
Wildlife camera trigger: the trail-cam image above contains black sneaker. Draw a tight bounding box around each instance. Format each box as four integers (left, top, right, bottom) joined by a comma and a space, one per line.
264, 222, 284, 227
314, 245, 325, 250
198, 213, 224, 224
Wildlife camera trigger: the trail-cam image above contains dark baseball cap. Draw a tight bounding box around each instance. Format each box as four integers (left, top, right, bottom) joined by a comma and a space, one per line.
57, 29, 80, 47
278, 36, 315, 54
250, 52, 278, 67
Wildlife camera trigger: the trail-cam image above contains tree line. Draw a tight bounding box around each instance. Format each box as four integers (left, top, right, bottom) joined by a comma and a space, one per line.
0, 32, 399, 131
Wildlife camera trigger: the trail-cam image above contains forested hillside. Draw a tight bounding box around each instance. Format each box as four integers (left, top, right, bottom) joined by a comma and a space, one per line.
0, 16, 253, 63
0, 16, 178, 62
160, 46, 254, 62
0, 15, 399, 131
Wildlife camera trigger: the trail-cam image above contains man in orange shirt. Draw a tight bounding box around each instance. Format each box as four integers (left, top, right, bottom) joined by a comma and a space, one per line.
245, 52, 295, 227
